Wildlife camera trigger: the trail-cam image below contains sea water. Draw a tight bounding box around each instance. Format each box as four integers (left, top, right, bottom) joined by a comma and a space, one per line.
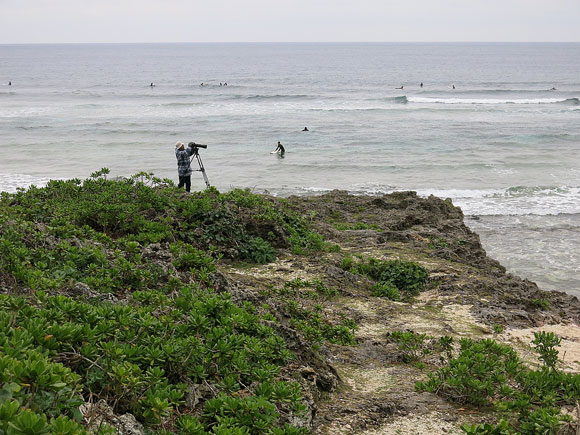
1, 43, 579, 295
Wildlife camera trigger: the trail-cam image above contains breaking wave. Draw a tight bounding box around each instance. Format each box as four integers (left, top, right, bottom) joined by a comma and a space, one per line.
407, 97, 580, 105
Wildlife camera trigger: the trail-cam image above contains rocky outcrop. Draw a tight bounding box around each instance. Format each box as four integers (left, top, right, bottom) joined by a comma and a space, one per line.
216, 190, 580, 433
285, 190, 580, 326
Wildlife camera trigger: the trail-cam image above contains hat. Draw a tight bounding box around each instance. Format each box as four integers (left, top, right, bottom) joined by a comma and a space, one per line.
175, 141, 184, 149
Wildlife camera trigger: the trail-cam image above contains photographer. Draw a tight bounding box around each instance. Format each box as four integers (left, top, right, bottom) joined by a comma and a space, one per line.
174, 141, 195, 192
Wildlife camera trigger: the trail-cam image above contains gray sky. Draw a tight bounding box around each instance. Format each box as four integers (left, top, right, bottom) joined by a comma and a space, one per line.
1, 0, 579, 43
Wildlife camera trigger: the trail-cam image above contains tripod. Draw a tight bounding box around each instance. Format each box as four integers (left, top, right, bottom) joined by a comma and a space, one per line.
190, 147, 211, 188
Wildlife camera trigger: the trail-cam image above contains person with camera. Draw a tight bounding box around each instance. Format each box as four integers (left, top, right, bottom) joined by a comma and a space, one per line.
175, 141, 196, 192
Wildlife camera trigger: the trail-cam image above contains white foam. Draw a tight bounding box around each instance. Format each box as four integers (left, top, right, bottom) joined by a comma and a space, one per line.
408, 97, 571, 105
317, 184, 580, 216
0, 174, 67, 193
415, 186, 580, 216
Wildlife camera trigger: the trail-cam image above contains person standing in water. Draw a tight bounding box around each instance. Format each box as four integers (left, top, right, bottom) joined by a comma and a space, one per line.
273, 141, 285, 156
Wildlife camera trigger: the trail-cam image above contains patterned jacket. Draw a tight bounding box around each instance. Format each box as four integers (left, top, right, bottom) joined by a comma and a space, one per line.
175, 145, 194, 176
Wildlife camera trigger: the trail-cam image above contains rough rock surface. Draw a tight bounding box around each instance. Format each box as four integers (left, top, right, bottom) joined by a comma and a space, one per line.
80, 400, 144, 435
220, 190, 580, 433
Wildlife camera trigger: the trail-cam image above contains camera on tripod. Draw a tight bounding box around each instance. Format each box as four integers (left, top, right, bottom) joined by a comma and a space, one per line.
187, 142, 211, 188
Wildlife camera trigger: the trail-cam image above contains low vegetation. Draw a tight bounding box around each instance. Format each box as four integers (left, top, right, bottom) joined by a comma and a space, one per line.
261, 278, 357, 347
416, 331, 580, 434
1, 172, 578, 434
341, 255, 428, 300
0, 172, 329, 433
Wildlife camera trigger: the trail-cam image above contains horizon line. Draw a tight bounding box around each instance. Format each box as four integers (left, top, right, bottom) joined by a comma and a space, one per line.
1, 40, 580, 45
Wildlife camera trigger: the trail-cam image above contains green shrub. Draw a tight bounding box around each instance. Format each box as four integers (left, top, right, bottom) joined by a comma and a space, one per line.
371, 282, 400, 300
461, 420, 512, 434
532, 331, 561, 370
286, 301, 357, 346
0, 350, 84, 420
530, 298, 550, 310
0, 286, 298, 431
428, 236, 448, 249
0, 177, 322, 269
352, 258, 428, 298
170, 241, 217, 272
416, 338, 522, 406
0, 176, 333, 432
340, 255, 354, 271
333, 222, 380, 231
389, 331, 431, 363
240, 237, 276, 264
0, 405, 89, 435
419, 333, 580, 435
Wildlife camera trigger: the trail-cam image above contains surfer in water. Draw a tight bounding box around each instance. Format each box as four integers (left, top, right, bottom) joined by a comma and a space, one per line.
420, 82, 423, 88
272, 141, 285, 156
302, 127, 309, 131
396, 85, 404, 89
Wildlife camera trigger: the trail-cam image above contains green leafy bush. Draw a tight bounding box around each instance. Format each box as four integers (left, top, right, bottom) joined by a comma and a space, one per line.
416, 338, 522, 406
1, 177, 323, 271
345, 257, 428, 298
0, 350, 84, 421
388, 331, 432, 363
532, 331, 561, 370
0, 176, 333, 432
286, 301, 357, 346
530, 298, 550, 310
340, 255, 354, 271
371, 282, 400, 300
0, 403, 89, 435
418, 334, 580, 435
240, 237, 277, 264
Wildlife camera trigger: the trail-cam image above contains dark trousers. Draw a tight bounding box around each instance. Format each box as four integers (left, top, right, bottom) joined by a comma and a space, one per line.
178, 175, 191, 192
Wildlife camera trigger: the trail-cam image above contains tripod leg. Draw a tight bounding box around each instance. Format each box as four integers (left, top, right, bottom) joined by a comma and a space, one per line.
196, 154, 211, 188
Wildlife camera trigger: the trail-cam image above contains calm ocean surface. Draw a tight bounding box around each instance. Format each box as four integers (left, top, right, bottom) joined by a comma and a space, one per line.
1, 43, 579, 295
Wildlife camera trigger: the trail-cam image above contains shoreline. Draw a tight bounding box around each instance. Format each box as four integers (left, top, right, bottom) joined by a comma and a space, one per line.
1, 174, 579, 296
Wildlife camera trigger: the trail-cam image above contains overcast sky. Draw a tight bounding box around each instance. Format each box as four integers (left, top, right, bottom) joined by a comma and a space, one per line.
1, 0, 579, 44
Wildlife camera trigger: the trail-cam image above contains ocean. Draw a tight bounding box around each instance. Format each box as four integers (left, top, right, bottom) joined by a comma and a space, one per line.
1, 43, 579, 295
